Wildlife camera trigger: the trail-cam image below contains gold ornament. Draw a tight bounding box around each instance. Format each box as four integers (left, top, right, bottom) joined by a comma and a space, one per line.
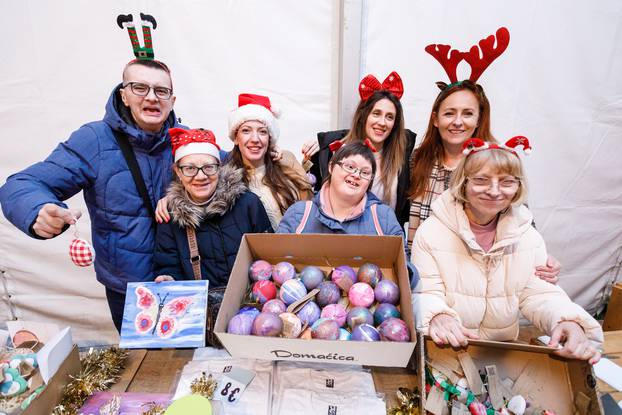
387, 387, 421, 415
189, 371, 217, 399
140, 401, 167, 415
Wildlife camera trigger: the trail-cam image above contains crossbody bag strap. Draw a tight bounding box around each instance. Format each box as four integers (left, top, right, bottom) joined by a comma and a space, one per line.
186, 227, 202, 280
370, 204, 384, 236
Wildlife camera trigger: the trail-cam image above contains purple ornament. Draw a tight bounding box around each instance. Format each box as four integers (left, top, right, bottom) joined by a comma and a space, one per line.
346, 307, 374, 330
316, 281, 341, 308
374, 279, 400, 305
296, 301, 321, 325
251, 280, 277, 304
262, 299, 287, 315
320, 303, 347, 327
306, 172, 317, 187
227, 312, 256, 335
273, 261, 296, 286
251, 312, 283, 337
338, 328, 352, 341
238, 306, 261, 318
331, 265, 357, 292
357, 263, 383, 287
279, 279, 308, 305
378, 318, 411, 342
248, 259, 273, 282
311, 318, 340, 340
300, 266, 325, 290
348, 282, 375, 308
351, 323, 380, 341
373, 303, 401, 326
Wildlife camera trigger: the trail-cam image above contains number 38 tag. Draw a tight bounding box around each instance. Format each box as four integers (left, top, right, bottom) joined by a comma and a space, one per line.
215, 366, 255, 405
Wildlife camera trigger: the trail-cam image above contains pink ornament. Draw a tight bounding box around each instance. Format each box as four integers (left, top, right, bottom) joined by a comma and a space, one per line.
249, 260, 273, 282
311, 318, 340, 340
331, 265, 357, 292
320, 303, 347, 327
377, 317, 410, 342
273, 261, 296, 286
251, 312, 283, 337
348, 282, 375, 308
262, 299, 287, 314
251, 280, 277, 304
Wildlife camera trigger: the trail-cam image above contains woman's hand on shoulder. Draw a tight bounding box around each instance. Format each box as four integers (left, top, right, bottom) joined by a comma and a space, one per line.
155, 275, 175, 283
429, 313, 479, 347
155, 196, 170, 223
549, 321, 600, 364
301, 139, 320, 160
270, 145, 283, 162
535, 254, 561, 284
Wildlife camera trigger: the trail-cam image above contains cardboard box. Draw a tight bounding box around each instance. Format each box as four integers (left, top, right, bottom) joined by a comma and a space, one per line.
603, 282, 622, 331
214, 233, 416, 367
414, 333, 603, 415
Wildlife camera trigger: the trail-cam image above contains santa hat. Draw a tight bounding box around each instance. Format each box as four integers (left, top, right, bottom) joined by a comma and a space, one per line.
228, 93, 280, 142
169, 128, 221, 163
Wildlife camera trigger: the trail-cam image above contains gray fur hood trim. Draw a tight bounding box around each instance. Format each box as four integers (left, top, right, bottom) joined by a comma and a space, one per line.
167, 164, 248, 228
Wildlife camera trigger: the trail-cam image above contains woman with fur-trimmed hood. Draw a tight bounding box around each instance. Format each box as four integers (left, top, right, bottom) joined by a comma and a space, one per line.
154, 128, 272, 287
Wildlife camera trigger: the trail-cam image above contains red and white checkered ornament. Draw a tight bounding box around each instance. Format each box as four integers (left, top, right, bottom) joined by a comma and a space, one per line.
69, 238, 95, 267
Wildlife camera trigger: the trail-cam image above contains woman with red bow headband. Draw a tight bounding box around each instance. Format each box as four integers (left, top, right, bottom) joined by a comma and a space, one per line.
301, 71, 416, 228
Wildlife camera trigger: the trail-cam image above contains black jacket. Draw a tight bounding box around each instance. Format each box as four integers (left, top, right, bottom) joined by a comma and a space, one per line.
309, 129, 416, 225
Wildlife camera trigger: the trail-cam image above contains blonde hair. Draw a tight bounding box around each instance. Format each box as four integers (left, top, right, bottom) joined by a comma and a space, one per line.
450, 149, 528, 205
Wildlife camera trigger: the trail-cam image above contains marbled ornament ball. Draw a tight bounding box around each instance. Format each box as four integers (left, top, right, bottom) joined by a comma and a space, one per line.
357, 263, 383, 287
238, 306, 261, 318
279, 312, 303, 338
251, 280, 277, 304
373, 303, 401, 326
300, 266, 325, 290
374, 279, 400, 305
316, 281, 341, 308
377, 317, 410, 342
311, 318, 340, 340
346, 307, 374, 330
248, 260, 273, 282
262, 299, 287, 315
273, 261, 296, 286
251, 312, 283, 337
348, 282, 375, 308
351, 323, 380, 341
227, 312, 256, 335
331, 265, 357, 291
338, 328, 352, 341
279, 279, 308, 305
296, 301, 321, 325
320, 303, 347, 327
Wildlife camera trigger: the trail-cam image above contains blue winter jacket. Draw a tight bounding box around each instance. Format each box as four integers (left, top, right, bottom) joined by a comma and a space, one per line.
0, 84, 179, 293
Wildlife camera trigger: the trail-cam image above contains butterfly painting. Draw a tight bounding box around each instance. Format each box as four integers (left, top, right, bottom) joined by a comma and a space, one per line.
119, 280, 209, 349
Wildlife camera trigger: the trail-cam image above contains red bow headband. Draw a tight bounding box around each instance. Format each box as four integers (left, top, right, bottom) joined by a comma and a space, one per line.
426, 27, 510, 86
462, 136, 532, 157
329, 139, 377, 153
358, 71, 404, 101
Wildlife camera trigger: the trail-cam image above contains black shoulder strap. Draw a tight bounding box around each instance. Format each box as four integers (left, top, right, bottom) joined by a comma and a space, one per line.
112, 130, 156, 221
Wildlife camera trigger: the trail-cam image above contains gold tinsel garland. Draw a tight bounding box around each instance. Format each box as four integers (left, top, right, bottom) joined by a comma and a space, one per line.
52, 347, 128, 415
189, 371, 218, 399
387, 387, 421, 415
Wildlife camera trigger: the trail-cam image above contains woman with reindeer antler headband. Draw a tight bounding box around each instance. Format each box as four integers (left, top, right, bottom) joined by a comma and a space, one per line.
408, 27, 561, 284
411, 138, 603, 362
301, 72, 416, 227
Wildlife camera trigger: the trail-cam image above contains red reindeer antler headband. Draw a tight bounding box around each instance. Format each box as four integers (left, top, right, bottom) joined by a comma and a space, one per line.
426, 27, 510, 88
329, 139, 377, 153
358, 71, 404, 101
462, 136, 532, 157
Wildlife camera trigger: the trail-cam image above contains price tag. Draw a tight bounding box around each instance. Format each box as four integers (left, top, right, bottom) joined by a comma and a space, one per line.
214, 366, 255, 405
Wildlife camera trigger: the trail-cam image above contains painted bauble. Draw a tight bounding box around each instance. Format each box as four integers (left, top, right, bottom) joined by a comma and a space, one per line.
357, 263, 383, 287
238, 306, 261, 318
300, 266, 325, 290
346, 307, 374, 330
227, 312, 255, 335
262, 299, 287, 315
251, 312, 283, 337
338, 328, 352, 341
296, 301, 321, 325
374, 279, 400, 305
373, 303, 401, 326
378, 318, 410, 342
273, 261, 296, 286
320, 303, 347, 327
351, 324, 380, 341
279, 279, 308, 305
316, 281, 341, 308
251, 280, 277, 304
348, 282, 375, 308
311, 318, 340, 340
331, 265, 357, 292
248, 260, 273, 282
279, 312, 303, 338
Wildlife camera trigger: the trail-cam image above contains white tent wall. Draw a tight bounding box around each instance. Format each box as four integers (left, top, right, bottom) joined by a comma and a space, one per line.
0, 1, 620, 345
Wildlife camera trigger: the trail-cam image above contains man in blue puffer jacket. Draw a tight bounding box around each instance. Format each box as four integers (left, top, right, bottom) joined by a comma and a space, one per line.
0, 60, 180, 332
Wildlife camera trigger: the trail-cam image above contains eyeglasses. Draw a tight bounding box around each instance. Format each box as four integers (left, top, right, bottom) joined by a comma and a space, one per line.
177, 164, 219, 177
335, 161, 373, 181
123, 82, 173, 100
467, 176, 520, 191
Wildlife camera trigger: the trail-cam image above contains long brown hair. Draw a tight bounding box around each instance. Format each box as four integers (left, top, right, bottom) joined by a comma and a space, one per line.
408, 81, 496, 199
343, 90, 407, 204
229, 143, 311, 215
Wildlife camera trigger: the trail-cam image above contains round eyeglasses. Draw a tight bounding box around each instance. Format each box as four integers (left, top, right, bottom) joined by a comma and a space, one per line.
335, 161, 374, 181
177, 164, 219, 177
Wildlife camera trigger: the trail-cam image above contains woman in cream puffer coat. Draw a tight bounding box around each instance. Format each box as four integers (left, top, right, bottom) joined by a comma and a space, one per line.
411, 139, 603, 362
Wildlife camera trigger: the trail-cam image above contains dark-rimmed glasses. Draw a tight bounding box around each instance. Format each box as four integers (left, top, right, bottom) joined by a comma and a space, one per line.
123, 82, 173, 100
177, 164, 219, 177
335, 161, 373, 181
